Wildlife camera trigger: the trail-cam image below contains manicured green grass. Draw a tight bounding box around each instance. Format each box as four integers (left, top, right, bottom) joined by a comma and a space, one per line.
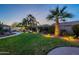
0, 33, 79, 55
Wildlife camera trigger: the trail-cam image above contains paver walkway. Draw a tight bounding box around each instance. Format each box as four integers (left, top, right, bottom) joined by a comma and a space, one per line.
48, 47, 79, 55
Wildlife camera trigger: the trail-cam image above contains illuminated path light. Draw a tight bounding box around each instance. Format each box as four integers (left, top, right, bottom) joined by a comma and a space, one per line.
60, 36, 79, 42
43, 34, 79, 42
43, 34, 54, 38
60, 36, 75, 41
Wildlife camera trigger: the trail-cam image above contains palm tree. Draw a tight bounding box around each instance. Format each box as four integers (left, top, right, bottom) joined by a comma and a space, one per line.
47, 6, 73, 37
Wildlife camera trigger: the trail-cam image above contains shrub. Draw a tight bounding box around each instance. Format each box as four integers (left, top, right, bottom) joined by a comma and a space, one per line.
60, 30, 68, 36
0, 27, 4, 35
72, 24, 79, 38
48, 25, 55, 34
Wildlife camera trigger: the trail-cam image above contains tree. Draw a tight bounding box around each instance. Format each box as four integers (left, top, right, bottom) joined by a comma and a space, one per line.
27, 14, 36, 27
46, 6, 73, 37
15, 18, 29, 32
0, 21, 3, 25
22, 18, 28, 26
72, 24, 79, 38
22, 18, 29, 31
0, 21, 4, 35
11, 22, 19, 28
27, 14, 39, 32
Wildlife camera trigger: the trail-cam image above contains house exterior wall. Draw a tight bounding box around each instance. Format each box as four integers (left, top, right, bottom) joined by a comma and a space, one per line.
59, 21, 79, 34
0, 24, 10, 30
60, 25, 73, 34
3, 26, 10, 30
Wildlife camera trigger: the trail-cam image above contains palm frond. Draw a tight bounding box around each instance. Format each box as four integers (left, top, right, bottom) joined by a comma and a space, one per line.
50, 10, 56, 15
62, 18, 66, 21
62, 12, 73, 18
47, 6, 73, 21
60, 6, 67, 13
46, 15, 54, 20
56, 6, 59, 13
50, 6, 59, 16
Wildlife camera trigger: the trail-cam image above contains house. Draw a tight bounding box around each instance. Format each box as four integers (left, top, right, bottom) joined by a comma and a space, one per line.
2, 25, 11, 31
39, 21, 79, 34
59, 21, 79, 34
0, 24, 10, 30
0, 24, 11, 35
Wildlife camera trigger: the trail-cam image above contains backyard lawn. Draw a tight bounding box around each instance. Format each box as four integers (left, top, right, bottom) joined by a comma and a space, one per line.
0, 33, 79, 55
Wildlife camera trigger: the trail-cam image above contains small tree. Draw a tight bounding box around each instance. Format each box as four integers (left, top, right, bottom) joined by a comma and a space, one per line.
72, 24, 79, 38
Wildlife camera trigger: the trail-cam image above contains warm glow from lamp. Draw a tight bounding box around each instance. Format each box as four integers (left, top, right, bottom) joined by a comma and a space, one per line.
63, 36, 75, 41
33, 32, 37, 34
43, 34, 51, 38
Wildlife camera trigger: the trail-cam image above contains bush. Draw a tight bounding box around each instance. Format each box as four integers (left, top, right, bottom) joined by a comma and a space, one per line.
72, 24, 79, 38
0, 27, 4, 35
60, 30, 69, 36
48, 25, 55, 34
38, 25, 55, 34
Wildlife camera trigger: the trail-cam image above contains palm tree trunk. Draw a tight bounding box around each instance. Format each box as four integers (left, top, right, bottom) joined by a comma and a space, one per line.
54, 17, 60, 37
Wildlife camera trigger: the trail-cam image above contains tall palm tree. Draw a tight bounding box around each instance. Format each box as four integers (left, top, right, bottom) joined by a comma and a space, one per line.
47, 6, 73, 37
